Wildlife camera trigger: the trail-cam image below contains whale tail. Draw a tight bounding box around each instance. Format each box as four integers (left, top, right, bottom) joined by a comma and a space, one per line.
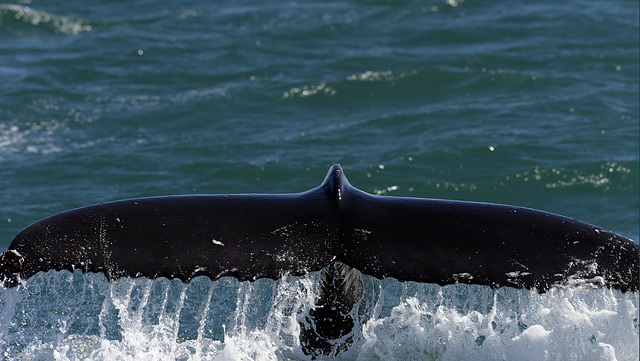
1, 164, 638, 355
1, 164, 637, 292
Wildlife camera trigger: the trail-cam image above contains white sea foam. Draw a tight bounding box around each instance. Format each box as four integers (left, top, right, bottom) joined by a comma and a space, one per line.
0, 4, 92, 35
0, 270, 637, 361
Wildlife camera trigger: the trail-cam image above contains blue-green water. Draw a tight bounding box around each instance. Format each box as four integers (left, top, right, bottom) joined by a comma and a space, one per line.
1, 0, 638, 360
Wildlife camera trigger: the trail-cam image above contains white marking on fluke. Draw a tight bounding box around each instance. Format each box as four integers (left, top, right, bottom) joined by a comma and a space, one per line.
212, 239, 225, 246
505, 271, 531, 277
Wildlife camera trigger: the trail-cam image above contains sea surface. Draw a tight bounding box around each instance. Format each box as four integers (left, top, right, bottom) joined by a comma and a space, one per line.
0, 0, 638, 360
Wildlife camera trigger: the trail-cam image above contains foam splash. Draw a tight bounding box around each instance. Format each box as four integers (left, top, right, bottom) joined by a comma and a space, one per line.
0, 270, 637, 361
359, 284, 639, 360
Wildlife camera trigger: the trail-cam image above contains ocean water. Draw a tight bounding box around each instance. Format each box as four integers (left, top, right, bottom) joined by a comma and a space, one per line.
0, 0, 638, 360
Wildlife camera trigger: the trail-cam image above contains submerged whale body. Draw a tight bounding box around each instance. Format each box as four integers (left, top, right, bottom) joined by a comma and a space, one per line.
1, 164, 638, 356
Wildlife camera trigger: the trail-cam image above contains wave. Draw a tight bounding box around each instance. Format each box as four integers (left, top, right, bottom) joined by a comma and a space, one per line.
0, 4, 92, 36
1, 270, 637, 360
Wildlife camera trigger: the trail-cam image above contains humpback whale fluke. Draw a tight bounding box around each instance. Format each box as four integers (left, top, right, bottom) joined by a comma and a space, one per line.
1, 164, 638, 356
1, 164, 638, 292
